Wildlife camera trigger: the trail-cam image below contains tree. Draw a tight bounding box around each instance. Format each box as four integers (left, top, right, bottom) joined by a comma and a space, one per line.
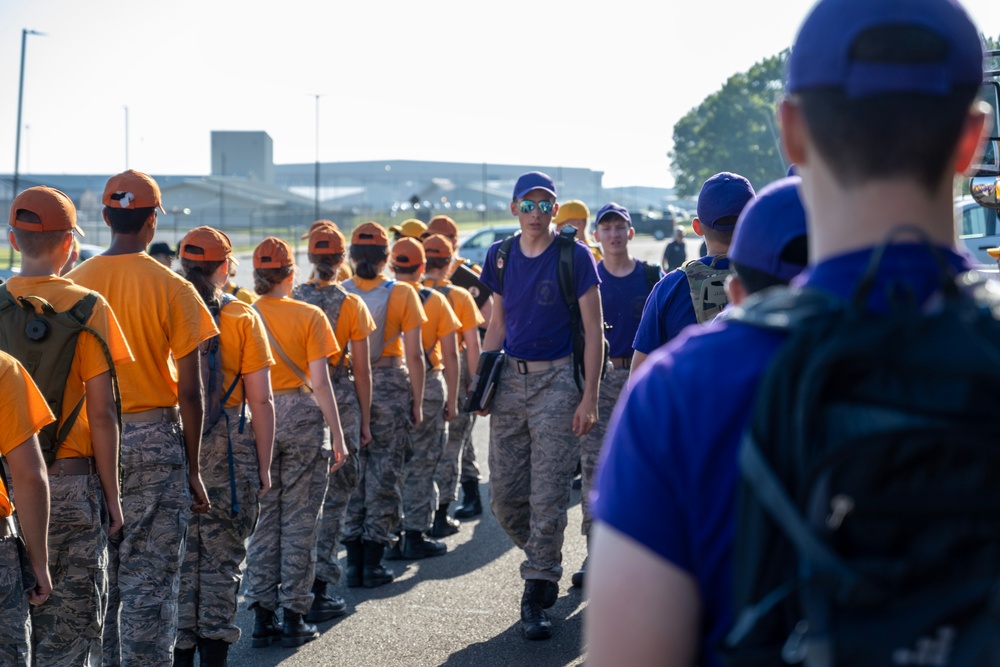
670, 51, 789, 198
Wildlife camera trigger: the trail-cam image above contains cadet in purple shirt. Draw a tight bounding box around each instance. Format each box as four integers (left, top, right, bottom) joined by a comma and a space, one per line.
631, 172, 755, 375
479, 171, 602, 641
585, 0, 989, 662
572, 202, 660, 589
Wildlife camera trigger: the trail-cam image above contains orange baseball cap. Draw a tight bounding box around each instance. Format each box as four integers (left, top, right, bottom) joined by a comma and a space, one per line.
309, 225, 346, 255
423, 233, 454, 258
180, 226, 233, 263
388, 219, 427, 239
300, 219, 339, 240
253, 237, 293, 269
392, 237, 426, 268
9, 186, 84, 236
427, 215, 459, 240
351, 221, 389, 247
102, 169, 165, 213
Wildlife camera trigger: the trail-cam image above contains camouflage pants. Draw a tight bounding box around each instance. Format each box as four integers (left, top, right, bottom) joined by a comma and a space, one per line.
105, 420, 191, 667
489, 360, 579, 582
459, 418, 480, 484
401, 370, 447, 532
0, 534, 31, 665
578, 366, 628, 536
30, 472, 108, 666
435, 356, 475, 503
343, 366, 411, 547
315, 376, 361, 585
177, 411, 261, 649
245, 392, 330, 615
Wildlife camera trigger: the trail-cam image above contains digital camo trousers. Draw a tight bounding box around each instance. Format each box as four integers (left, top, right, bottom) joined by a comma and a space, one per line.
578, 366, 628, 537
0, 536, 31, 665
343, 365, 412, 547
30, 473, 108, 667
435, 355, 475, 503
315, 376, 361, 585
245, 392, 330, 615
104, 420, 191, 667
401, 370, 447, 532
489, 361, 579, 583
177, 412, 260, 648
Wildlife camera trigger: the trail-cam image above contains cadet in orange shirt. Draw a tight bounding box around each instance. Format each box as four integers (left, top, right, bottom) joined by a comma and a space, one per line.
341, 222, 427, 589
175, 227, 276, 665
293, 222, 376, 621
387, 238, 460, 559
300, 220, 353, 283
0, 352, 54, 665
5, 186, 134, 665
422, 233, 486, 532
244, 237, 348, 649
67, 169, 217, 667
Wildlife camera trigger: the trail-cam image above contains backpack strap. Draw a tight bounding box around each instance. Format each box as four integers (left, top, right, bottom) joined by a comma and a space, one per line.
252, 304, 313, 392
495, 235, 518, 295
555, 229, 585, 393
641, 261, 661, 293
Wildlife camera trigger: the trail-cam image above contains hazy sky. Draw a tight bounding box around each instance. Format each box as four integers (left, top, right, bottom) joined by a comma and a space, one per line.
2, 0, 999, 189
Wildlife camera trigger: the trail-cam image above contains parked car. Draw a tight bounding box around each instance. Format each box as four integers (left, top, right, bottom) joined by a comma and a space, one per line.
630, 209, 675, 240
457, 225, 520, 266
956, 195, 1000, 268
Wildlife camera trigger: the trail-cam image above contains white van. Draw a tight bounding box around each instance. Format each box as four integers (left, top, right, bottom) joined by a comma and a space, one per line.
956, 195, 1000, 269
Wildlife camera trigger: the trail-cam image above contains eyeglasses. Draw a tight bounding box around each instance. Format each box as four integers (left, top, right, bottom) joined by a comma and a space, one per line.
518, 200, 555, 215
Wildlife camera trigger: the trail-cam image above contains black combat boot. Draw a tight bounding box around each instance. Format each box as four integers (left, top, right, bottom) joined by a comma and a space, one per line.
384, 531, 404, 560
362, 540, 395, 588
197, 637, 230, 667
250, 603, 282, 648
571, 535, 589, 588
172, 645, 196, 667
428, 504, 461, 537
521, 579, 557, 640
454, 480, 482, 519
305, 578, 347, 622
344, 539, 364, 588
401, 530, 447, 559
281, 610, 320, 648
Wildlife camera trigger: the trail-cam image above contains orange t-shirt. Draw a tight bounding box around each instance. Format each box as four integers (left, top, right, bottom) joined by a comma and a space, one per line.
349, 276, 426, 359
68, 253, 219, 413
423, 278, 485, 334
217, 299, 274, 408
332, 293, 376, 369
252, 295, 340, 392
403, 280, 460, 370
5, 276, 134, 458
0, 351, 55, 517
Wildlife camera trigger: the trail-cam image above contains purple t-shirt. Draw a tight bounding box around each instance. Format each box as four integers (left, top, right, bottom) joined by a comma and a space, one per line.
632, 255, 730, 355
597, 260, 658, 359
593, 244, 971, 667
480, 234, 600, 361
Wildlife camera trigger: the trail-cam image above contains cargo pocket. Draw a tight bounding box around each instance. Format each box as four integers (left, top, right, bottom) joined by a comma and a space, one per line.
234, 481, 260, 541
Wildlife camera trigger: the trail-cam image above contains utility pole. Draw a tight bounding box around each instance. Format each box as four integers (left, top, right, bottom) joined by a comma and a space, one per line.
11, 28, 45, 268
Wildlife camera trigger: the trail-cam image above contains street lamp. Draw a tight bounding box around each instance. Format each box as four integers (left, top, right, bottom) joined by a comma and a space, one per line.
313, 93, 327, 222
10, 28, 45, 268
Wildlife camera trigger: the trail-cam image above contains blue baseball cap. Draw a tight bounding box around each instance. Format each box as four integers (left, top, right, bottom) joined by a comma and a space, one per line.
787, 0, 983, 98
697, 172, 755, 231
729, 177, 809, 283
513, 171, 557, 200
594, 202, 631, 227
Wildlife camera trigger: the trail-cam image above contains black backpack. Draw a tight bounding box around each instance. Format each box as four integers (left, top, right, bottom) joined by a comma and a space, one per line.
0, 282, 121, 466
495, 227, 608, 392
722, 250, 1000, 666
201, 292, 241, 436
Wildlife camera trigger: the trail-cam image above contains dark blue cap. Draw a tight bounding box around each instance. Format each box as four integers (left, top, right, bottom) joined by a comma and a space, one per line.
697, 172, 755, 231
787, 0, 983, 98
729, 177, 808, 282
513, 171, 557, 200
594, 202, 631, 227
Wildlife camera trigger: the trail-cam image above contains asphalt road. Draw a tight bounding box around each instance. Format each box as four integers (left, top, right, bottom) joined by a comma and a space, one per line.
226, 416, 589, 667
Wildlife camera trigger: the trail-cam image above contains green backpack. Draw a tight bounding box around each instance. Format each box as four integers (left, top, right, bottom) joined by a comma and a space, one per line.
0, 282, 121, 466
681, 254, 733, 324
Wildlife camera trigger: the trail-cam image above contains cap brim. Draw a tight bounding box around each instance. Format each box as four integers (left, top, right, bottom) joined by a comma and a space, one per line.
73, 225, 86, 237
988, 248, 1000, 258
229, 255, 239, 265
514, 187, 557, 200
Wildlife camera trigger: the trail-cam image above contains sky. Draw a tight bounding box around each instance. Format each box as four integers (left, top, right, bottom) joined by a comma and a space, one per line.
2, 0, 999, 190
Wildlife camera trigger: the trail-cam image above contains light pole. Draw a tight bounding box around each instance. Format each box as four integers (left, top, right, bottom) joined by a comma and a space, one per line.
13, 29, 45, 199
11, 28, 45, 268
313, 93, 327, 222
124, 106, 129, 169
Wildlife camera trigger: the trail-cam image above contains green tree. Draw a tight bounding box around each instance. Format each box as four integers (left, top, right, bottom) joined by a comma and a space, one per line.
670, 51, 789, 198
